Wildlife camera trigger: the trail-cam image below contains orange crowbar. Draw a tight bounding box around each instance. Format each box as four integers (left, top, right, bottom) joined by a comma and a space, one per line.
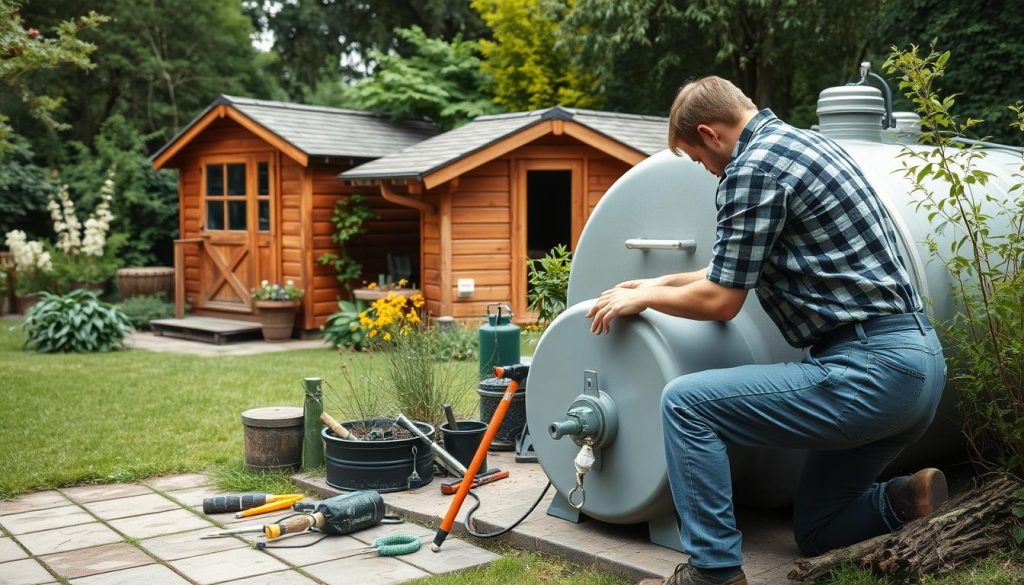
432, 364, 529, 551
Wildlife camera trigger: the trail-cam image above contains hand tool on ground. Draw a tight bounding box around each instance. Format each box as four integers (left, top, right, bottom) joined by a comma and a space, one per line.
443, 404, 460, 430
202, 493, 304, 514
432, 364, 529, 552
395, 412, 468, 477
440, 468, 510, 495
320, 411, 357, 440
201, 512, 324, 540
234, 494, 305, 518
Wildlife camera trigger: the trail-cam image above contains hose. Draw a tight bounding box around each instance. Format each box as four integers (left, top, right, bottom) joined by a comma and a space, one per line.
463, 481, 552, 539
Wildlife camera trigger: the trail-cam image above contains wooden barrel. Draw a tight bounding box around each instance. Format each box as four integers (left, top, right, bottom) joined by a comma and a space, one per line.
241, 406, 304, 473
116, 267, 174, 300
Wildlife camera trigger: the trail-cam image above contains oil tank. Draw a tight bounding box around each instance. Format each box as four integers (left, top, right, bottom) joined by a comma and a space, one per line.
526, 82, 1022, 551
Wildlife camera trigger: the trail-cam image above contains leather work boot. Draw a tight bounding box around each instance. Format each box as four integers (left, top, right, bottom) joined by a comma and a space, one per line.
637, 563, 747, 585
885, 468, 948, 523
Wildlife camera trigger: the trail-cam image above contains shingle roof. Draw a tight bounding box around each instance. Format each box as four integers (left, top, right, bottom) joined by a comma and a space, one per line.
339, 106, 668, 182
151, 95, 440, 163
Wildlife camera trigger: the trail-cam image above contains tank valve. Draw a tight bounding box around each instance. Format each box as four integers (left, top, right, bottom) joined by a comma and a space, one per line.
548, 370, 618, 477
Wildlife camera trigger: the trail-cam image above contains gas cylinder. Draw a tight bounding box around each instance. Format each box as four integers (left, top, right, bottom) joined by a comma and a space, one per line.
478, 304, 520, 379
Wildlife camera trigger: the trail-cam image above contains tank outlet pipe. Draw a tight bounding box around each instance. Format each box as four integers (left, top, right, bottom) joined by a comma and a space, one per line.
547, 370, 619, 471
302, 378, 325, 470
395, 413, 468, 477
850, 61, 896, 129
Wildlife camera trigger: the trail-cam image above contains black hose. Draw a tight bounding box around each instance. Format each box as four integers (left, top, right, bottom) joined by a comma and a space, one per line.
463, 481, 552, 539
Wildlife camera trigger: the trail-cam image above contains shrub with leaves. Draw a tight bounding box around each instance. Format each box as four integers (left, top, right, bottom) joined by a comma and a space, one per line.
434, 322, 477, 361
885, 45, 1024, 474
527, 244, 572, 325
118, 293, 175, 331
320, 299, 370, 350
318, 195, 376, 295
24, 289, 132, 353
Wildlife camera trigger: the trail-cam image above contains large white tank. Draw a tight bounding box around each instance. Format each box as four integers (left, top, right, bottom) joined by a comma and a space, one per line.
525, 83, 1022, 551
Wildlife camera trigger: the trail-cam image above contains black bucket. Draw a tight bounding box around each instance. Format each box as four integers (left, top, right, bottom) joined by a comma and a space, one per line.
477, 377, 526, 450
440, 421, 488, 471
322, 420, 434, 492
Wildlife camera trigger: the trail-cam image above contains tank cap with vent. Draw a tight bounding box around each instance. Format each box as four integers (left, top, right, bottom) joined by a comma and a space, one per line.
816, 85, 885, 142
884, 111, 922, 144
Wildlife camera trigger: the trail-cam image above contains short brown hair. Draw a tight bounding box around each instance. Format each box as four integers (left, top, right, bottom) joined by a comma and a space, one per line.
668, 76, 756, 155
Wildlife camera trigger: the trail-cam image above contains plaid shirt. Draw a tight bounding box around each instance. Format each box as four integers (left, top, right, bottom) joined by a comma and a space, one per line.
706, 109, 922, 347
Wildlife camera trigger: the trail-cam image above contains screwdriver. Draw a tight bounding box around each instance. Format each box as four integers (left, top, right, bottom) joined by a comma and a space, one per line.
201, 511, 324, 540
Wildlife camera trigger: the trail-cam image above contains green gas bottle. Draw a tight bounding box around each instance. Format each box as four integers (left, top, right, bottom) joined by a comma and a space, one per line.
478, 304, 520, 379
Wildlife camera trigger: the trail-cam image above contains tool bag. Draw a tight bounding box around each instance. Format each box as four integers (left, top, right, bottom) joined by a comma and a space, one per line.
293, 490, 401, 535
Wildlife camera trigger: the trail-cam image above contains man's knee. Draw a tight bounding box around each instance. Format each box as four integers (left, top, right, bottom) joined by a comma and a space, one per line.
793, 525, 825, 556
661, 373, 712, 416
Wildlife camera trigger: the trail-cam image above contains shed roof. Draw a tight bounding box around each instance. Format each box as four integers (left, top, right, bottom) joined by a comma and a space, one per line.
338, 106, 668, 184
151, 95, 440, 168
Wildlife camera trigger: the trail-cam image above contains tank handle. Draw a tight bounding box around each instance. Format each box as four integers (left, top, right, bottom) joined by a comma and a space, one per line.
624, 239, 697, 252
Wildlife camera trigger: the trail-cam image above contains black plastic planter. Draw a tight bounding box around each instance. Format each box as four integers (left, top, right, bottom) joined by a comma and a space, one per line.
322, 420, 435, 492
477, 377, 527, 450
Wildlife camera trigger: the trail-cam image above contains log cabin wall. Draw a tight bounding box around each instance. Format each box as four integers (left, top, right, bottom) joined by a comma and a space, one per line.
423, 136, 632, 322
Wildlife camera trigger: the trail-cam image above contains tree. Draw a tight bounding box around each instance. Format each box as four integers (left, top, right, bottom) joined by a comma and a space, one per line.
874, 0, 1024, 144
0, 0, 106, 153
248, 0, 489, 99
473, 0, 602, 111
331, 26, 500, 130
0, 134, 57, 240
12, 0, 277, 163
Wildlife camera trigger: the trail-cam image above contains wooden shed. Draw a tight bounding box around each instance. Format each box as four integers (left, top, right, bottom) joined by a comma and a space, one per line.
151, 95, 439, 332
340, 106, 667, 321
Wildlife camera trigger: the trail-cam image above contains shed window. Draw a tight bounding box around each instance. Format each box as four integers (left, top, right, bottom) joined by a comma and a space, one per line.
203, 159, 272, 233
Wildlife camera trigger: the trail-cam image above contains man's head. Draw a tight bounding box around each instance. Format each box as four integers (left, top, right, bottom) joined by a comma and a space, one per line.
668, 76, 758, 177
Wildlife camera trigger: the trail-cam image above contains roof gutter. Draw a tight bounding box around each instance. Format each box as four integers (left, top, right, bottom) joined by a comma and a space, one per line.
380, 182, 436, 215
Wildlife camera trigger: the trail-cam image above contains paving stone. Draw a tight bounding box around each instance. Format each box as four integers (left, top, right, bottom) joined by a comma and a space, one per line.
346, 519, 433, 546
218, 570, 320, 584
0, 505, 95, 535
747, 562, 795, 585
139, 528, 247, 561
160, 486, 211, 509
303, 555, 430, 585
39, 542, 153, 580
68, 563, 190, 585
261, 532, 366, 566
0, 536, 29, 562
395, 536, 500, 575
108, 508, 213, 539
144, 474, 212, 492
83, 493, 179, 521
15, 522, 123, 556
0, 558, 56, 584
61, 484, 151, 504
168, 546, 290, 584
0, 492, 71, 516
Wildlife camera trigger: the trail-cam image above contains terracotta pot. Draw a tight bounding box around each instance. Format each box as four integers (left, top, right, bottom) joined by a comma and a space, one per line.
254, 299, 300, 341
117, 267, 174, 300
16, 293, 42, 315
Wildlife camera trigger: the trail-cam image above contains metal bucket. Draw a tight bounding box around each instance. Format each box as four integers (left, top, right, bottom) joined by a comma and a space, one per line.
240, 406, 304, 472
322, 421, 435, 492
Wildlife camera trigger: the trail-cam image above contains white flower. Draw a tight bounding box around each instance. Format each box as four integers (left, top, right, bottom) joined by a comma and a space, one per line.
261, 280, 269, 286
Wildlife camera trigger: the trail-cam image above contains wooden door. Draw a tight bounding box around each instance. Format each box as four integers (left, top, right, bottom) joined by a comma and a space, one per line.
199, 154, 276, 313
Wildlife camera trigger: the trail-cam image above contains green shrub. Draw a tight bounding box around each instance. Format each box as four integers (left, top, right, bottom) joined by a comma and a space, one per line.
434, 322, 477, 361
24, 289, 132, 353
320, 299, 371, 350
527, 244, 572, 325
118, 293, 175, 331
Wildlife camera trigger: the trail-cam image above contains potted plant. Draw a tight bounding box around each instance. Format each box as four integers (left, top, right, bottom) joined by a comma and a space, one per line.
252, 279, 303, 341
3, 230, 55, 313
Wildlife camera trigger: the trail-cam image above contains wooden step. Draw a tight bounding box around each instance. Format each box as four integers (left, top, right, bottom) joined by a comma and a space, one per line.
150, 317, 262, 345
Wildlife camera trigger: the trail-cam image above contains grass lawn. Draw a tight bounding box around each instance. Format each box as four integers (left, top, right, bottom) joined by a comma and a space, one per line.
2, 318, 1020, 584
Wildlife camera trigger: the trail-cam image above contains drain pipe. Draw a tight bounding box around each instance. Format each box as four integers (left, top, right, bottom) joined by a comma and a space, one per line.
849, 62, 896, 129
380, 182, 436, 215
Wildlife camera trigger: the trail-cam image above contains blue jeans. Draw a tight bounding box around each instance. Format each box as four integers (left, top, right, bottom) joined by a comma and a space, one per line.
661, 313, 946, 568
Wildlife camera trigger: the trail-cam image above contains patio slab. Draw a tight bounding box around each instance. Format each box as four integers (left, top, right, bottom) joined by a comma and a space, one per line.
293, 451, 802, 584
129, 330, 328, 357
38, 541, 153, 580
0, 557, 56, 584
0, 505, 96, 535
0, 491, 72, 516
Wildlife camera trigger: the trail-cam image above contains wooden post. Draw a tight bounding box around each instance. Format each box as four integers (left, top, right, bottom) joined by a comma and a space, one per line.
174, 240, 185, 319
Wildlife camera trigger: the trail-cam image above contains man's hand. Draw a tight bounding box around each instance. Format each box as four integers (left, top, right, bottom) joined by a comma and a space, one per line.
586, 286, 649, 334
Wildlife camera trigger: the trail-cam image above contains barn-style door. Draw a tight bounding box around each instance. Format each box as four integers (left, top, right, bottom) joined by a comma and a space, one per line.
199, 154, 275, 313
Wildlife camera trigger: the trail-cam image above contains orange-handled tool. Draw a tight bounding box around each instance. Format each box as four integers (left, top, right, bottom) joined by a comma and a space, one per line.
432, 364, 529, 552
234, 494, 304, 518
201, 512, 324, 540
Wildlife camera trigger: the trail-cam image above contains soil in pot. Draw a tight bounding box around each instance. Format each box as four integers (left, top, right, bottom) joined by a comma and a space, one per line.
322, 418, 434, 492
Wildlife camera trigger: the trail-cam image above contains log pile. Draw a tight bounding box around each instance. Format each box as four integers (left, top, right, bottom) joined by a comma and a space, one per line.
788, 476, 1023, 581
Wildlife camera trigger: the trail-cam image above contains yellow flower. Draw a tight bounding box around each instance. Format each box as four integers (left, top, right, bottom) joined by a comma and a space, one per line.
382, 332, 392, 341
369, 329, 378, 338
398, 278, 408, 287
367, 282, 377, 289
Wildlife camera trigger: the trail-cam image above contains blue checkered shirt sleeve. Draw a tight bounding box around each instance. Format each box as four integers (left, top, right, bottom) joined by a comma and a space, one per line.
706, 166, 789, 290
